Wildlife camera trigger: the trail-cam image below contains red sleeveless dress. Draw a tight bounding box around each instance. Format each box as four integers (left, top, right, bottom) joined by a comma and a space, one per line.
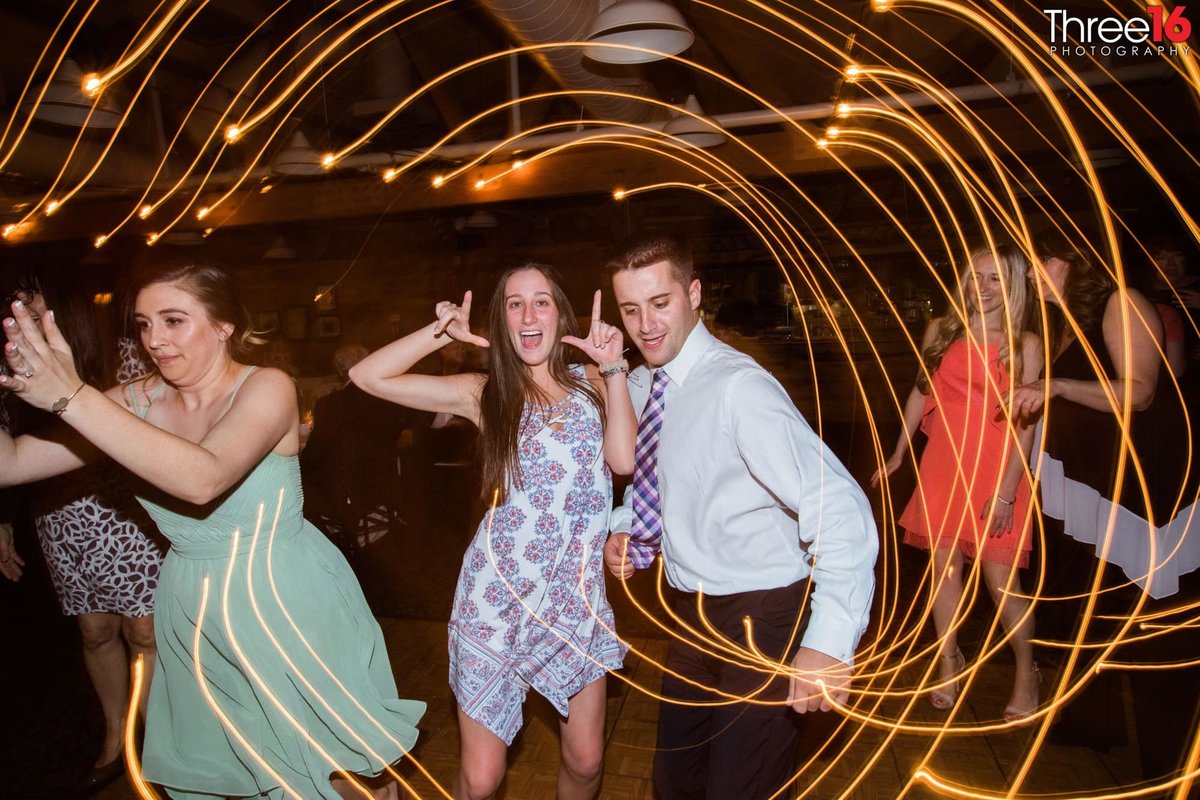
898, 340, 1034, 567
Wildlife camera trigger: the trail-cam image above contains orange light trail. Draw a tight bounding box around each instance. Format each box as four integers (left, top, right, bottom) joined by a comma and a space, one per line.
84, 0, 193, 95
7, 0, 1200, 796
125, 654, 162, 800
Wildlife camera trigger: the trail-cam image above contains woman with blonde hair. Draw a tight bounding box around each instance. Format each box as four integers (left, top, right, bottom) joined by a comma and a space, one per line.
873, 242, 1043, 721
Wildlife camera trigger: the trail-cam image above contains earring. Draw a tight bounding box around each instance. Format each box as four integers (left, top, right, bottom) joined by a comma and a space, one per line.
219, 333, 229, 342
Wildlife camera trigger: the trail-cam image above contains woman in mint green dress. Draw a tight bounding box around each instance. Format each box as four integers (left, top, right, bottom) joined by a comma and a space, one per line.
0, 264, 424, 800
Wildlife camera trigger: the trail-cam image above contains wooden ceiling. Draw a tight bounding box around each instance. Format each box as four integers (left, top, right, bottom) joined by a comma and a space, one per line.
0, 0, 1194, 258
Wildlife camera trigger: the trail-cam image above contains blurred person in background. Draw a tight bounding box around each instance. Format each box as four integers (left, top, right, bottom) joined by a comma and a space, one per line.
301, 343, 422, 553
0, 265, 163, 790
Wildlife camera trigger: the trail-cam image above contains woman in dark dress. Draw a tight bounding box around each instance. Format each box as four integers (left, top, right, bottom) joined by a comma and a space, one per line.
1013, 232, 1199, 783
1014, 233, 1197, 597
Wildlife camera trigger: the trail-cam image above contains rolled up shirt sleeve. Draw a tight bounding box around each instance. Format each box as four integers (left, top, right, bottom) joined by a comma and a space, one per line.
610, 481, 633, 536
728, 370, 878, 665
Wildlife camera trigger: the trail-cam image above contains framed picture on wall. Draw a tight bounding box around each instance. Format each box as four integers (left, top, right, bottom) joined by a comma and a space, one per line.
315, 285, 336, 311
256, 310, 280, 334
284, 306, 308, 340
316, 316, 341, 339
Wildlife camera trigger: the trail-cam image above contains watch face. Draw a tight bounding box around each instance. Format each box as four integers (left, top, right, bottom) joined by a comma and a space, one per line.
51, 397, 68, 414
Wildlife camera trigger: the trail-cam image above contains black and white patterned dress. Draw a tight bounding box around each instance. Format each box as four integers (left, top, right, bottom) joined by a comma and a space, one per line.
31, 467, 163, 616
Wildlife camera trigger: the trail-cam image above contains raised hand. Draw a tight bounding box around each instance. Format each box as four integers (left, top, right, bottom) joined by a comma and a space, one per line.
0, 300, 83, 411
433, 291, 490, 349
561, 290, 624, 365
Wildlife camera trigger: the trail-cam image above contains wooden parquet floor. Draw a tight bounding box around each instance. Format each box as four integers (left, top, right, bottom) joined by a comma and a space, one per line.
93, 615, 1149, 800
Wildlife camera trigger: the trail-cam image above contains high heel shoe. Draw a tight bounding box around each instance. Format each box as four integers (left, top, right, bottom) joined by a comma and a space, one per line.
930, 648, 965, 710
84, 749, 125, 793
1002, 662, 1043, 723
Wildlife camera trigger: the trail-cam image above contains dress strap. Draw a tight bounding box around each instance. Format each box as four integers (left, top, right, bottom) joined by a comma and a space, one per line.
227, 366, 258, 409
128, 378, 167, 420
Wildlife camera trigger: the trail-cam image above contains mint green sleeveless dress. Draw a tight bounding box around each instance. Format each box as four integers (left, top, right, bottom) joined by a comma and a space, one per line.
130, 369, 425, 800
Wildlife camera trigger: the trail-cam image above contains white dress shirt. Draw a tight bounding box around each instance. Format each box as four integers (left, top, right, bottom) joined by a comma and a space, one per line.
611, 321, 878, 663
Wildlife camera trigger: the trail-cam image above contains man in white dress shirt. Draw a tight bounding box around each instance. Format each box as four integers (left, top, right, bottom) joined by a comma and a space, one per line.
603, 233, 878, 799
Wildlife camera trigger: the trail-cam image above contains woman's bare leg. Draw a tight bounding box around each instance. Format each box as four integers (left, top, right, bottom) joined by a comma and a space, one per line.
930, 546, 966, 699
454, 706, 508, 800
332, 769, 400, 800
982, 559, 1038, 717
77, 612, 127, 766
557, 677, 606, 800
121, 614, 156, 720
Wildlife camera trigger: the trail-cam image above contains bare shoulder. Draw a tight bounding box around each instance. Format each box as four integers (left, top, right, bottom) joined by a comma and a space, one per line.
243, 366, 294, 389
1104, 288, 1161, 335
235, 366, 298, 407
456, 371, 488, 424
457, 370, 488, 396
450, 370, 488, 408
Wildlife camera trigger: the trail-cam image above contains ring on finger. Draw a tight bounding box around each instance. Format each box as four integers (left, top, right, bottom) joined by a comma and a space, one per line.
22, 366, 32, 379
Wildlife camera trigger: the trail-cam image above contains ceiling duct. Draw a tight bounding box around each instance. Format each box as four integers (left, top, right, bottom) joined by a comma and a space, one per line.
350, 31, 414, 117
1, 128, 161, 186
478, 0, 656, 123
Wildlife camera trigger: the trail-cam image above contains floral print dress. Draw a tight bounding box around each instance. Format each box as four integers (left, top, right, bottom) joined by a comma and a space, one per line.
449, 371, 626, 745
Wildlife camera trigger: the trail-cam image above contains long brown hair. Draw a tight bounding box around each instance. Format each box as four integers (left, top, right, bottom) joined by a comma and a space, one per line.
1033, 232, 1115, 353
917, 242, 1030, 393
14, 265, 108, 386
478, 263, 604, 503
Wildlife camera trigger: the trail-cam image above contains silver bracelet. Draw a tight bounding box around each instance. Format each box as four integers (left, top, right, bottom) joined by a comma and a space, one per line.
994, 495, 1015, 506
598, 358, 629, 379
52, 382, 87, 416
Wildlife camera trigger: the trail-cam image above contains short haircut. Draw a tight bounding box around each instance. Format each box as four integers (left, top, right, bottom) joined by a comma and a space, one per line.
1143, 233, 1188, 257
605, 232, 695, 286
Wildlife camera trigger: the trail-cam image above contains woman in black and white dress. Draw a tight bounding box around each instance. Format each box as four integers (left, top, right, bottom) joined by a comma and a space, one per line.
0, 268, 163, 788
1013, 232, 1199, 780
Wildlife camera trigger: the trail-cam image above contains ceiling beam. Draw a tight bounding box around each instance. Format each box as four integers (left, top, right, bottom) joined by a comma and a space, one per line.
6, 89, 1181, 244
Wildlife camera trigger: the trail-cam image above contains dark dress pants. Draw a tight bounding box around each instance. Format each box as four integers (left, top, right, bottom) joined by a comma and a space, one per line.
654, 579, 808, 800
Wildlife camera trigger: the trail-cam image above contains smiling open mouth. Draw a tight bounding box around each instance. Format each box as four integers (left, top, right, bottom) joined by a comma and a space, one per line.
641, 334, 665, 349
519, 331, 543, 350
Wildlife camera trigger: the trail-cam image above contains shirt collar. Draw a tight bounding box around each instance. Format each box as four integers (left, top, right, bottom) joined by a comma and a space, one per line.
659, 319, 714, 387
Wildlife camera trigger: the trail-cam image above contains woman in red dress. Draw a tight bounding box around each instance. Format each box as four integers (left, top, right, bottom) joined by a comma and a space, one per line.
873, 242, 1043, 721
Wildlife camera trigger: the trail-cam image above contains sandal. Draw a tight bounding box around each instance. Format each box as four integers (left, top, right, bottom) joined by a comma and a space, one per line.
930, 647, 965, 710
1002, 662, 1043, 723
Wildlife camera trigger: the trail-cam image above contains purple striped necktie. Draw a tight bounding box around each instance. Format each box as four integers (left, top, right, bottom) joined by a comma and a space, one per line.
627, 369, 670, 568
